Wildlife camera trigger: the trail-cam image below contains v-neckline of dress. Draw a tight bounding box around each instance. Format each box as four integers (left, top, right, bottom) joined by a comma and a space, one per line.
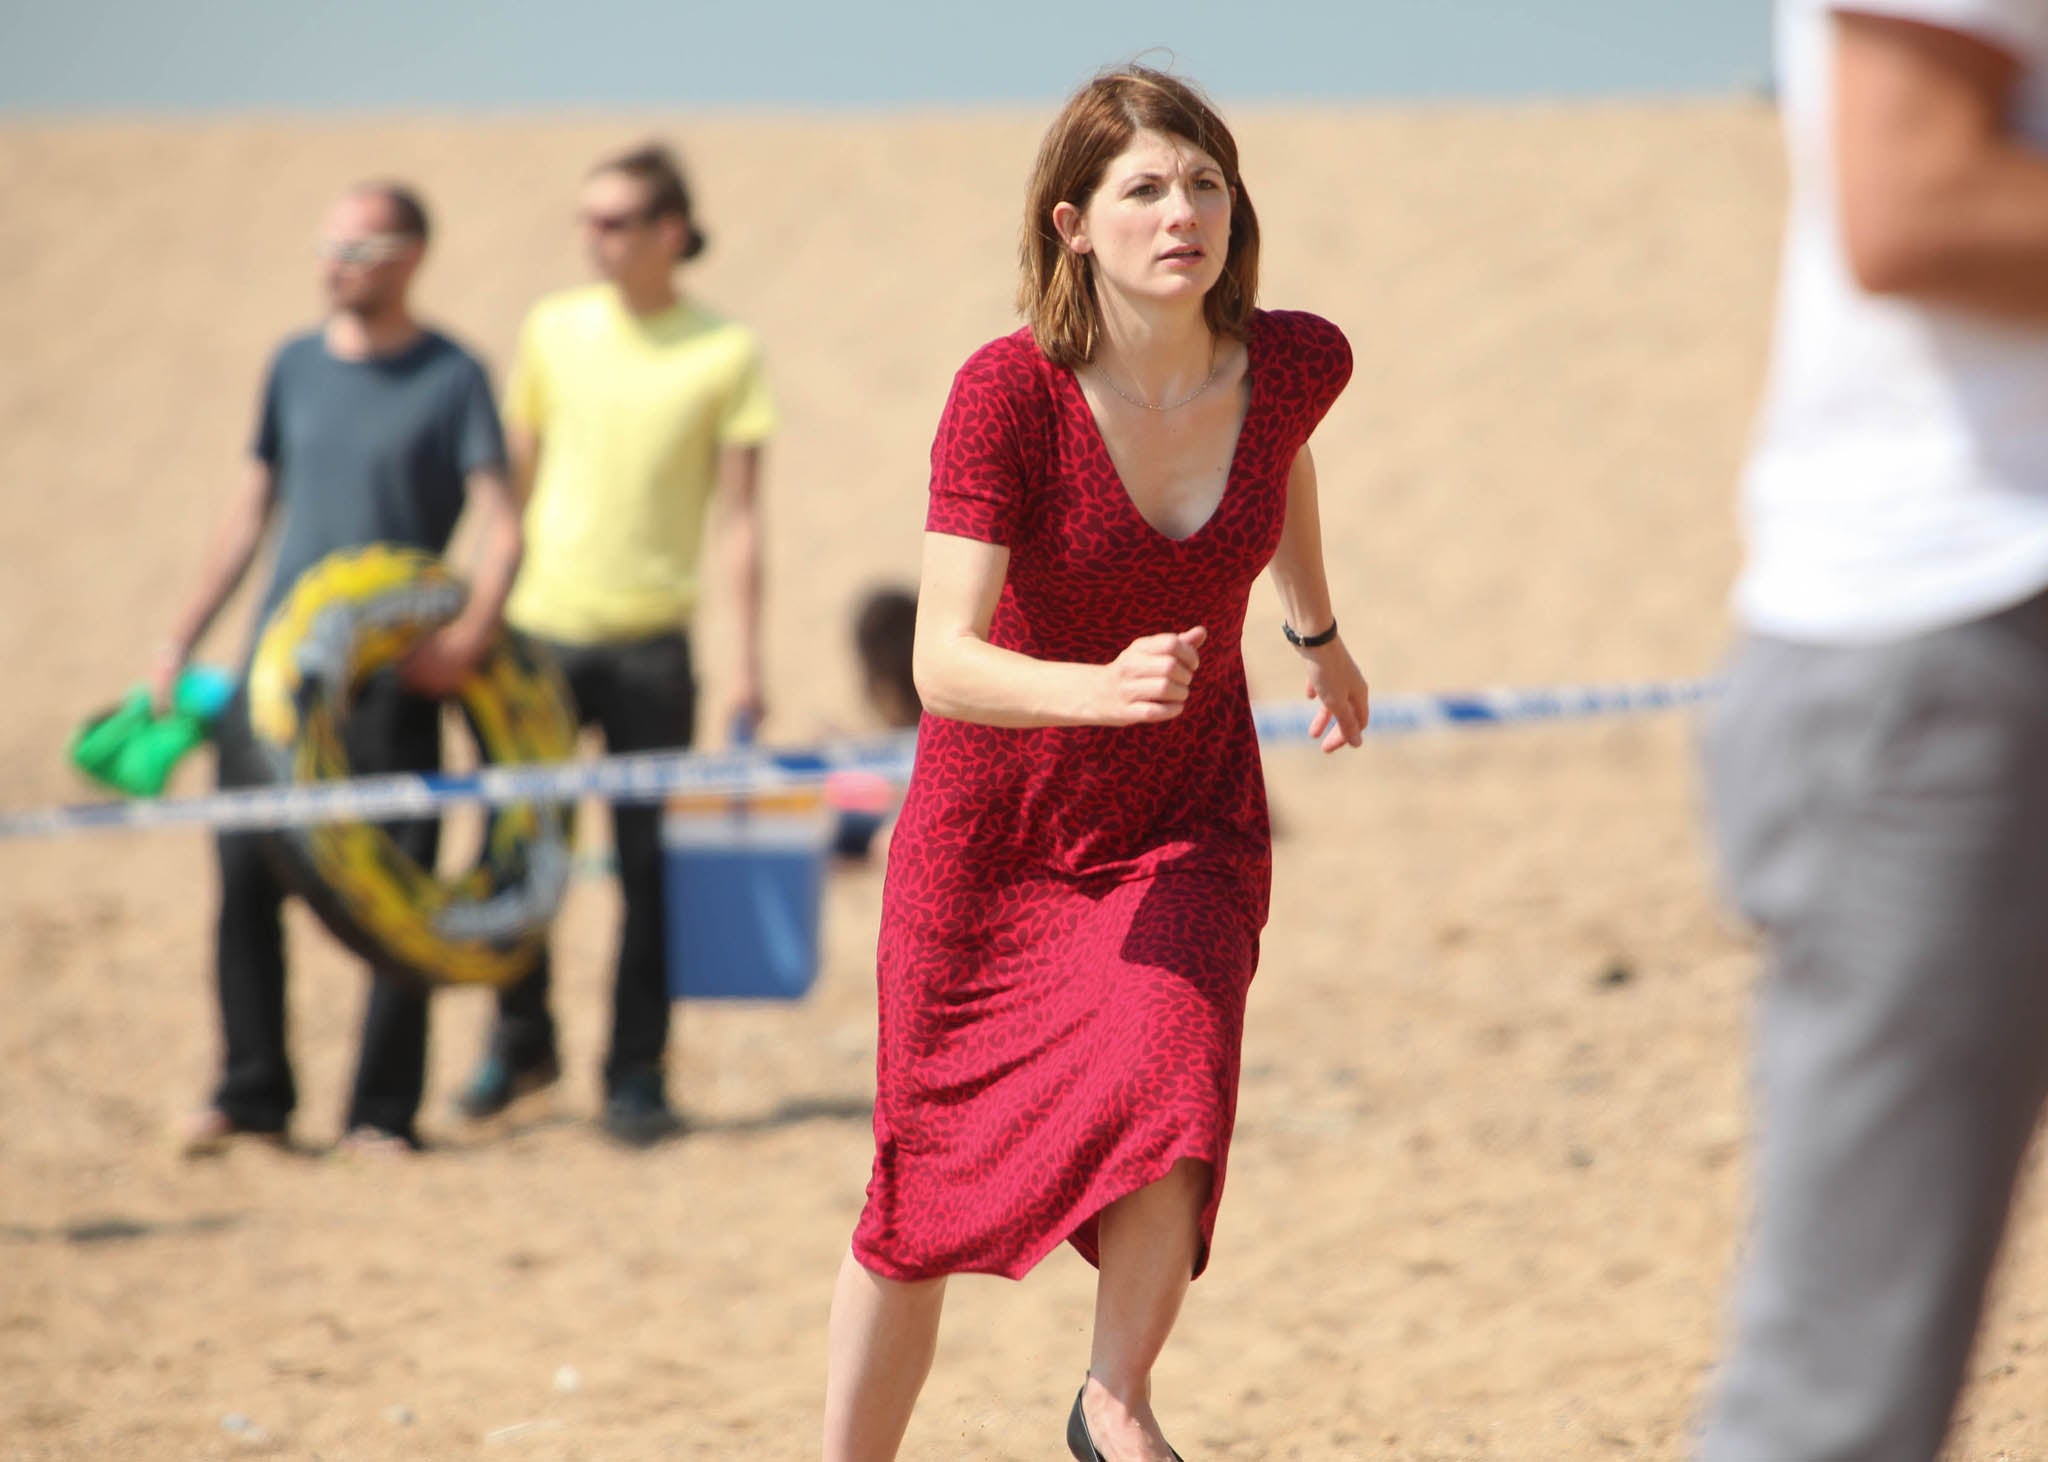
1063, 317, 1261, 547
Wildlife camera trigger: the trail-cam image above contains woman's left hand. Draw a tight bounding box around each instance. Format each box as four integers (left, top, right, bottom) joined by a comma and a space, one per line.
1301, 638, 1369, 753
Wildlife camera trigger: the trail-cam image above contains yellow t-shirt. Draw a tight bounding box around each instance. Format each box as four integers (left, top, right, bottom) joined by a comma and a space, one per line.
503, 284, 775, 644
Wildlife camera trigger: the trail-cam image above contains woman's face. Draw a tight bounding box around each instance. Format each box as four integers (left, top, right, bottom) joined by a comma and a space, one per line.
1057, 127, 1232, 311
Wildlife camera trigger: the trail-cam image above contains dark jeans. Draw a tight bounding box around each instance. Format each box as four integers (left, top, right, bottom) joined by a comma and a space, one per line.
213, 674, 442, 1141
489, 630, 696, 1091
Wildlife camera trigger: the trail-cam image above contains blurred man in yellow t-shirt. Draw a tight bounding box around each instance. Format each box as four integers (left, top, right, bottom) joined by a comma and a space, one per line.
456, 142, 774, 1146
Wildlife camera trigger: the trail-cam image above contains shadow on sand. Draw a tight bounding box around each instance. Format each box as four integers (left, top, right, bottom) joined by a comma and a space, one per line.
0, 1212, 246, 1246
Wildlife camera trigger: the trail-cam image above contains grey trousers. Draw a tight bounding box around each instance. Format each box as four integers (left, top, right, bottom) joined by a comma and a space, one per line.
1697, 591, 2048, 1462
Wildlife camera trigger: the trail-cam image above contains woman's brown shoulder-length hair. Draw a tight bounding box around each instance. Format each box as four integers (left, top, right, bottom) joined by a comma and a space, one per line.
1018, 64, 1260, 369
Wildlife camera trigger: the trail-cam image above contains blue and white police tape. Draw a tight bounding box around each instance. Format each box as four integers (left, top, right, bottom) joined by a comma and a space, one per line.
0, 676, 1716, 842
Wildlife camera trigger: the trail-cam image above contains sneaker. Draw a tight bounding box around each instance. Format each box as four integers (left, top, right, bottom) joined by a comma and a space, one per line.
601, 1068, 683, 1148
451, 1050, 561, 1122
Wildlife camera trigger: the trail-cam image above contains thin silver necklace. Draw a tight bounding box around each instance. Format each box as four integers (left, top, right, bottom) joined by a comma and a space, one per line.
1097, 340, 1222, 413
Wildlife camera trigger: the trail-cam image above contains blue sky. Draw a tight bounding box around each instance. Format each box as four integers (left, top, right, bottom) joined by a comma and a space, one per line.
0, 1, 1771, 111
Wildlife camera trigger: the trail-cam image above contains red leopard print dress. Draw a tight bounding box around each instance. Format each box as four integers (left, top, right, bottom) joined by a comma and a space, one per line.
852, 309, 1353, 1282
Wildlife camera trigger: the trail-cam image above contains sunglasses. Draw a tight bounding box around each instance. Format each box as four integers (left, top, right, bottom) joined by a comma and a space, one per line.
579, 206, 662, 235
317, 234, 412, 267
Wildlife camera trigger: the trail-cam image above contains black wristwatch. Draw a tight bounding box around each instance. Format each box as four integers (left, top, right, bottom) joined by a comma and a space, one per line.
1283, 618, 1338, 650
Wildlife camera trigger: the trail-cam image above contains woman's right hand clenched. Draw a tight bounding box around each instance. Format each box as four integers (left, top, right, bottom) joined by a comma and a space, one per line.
1094, 625, 1207, 725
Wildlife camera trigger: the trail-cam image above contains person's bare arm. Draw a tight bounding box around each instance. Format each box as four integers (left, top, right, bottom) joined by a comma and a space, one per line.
1264, 445, 1368, 752
505, 421, 540, 508
456, 463, 524, 638
912, 531, 1203, 729
401, 463, 523, 696
713, 442, 767, 732
149, 459, 276, 707
1834, 9, 2048, 315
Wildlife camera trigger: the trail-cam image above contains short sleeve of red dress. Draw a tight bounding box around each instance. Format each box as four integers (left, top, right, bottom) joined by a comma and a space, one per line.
1266, 309, 1355, 457
923, 334, 1046, 546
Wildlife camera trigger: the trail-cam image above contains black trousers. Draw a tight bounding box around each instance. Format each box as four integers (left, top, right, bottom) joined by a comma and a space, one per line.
212, 675, 442, 1140
490, 630, 696, 1090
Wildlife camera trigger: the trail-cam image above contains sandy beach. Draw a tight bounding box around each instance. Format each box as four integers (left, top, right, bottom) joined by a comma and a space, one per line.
4, 100, 2044, 1459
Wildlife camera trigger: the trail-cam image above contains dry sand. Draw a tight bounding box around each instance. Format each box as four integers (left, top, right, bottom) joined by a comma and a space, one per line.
3, 101, 2044, 1459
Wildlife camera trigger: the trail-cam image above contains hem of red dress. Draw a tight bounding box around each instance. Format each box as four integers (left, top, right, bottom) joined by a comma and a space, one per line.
850, 1138, 1226, 1285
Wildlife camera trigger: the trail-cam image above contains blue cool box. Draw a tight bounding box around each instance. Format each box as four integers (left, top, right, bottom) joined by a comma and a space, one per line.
661, 790, 828, 1001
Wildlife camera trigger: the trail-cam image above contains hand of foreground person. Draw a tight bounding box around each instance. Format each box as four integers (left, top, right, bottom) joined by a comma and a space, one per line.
1302, 638, 1369, 752
401, 620, 492, 697
1098, 625, 1206, 725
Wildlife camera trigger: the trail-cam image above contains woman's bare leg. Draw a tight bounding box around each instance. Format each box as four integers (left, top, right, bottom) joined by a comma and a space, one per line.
1082, 1157, 1210, 1461
823, 1248, 948, 1462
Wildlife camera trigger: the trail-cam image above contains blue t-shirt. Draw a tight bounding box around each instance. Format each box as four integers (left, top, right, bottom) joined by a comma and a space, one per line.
250, 328, 507, 639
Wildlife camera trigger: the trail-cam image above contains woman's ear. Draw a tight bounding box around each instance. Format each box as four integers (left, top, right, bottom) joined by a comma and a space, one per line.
659, 213, 693, 263
1051, 201, 1090, 255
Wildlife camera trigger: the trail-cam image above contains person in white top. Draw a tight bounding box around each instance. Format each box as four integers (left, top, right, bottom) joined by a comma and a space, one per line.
1701, 2, 2048, 1457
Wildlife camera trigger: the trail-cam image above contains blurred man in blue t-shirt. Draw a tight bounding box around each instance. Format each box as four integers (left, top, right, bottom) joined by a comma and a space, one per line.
149, 181, 523, 1155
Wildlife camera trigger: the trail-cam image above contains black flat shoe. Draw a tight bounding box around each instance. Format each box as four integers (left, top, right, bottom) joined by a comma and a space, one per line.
1066, 1383, 1186, 1462
1067, 1386, 1097, 1461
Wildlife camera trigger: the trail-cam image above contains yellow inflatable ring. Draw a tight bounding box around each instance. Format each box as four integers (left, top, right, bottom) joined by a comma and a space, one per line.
228, 544, 578, 988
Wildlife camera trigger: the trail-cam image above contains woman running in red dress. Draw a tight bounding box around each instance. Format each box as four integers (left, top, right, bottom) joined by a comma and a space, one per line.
823, 65, 1369, 1462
